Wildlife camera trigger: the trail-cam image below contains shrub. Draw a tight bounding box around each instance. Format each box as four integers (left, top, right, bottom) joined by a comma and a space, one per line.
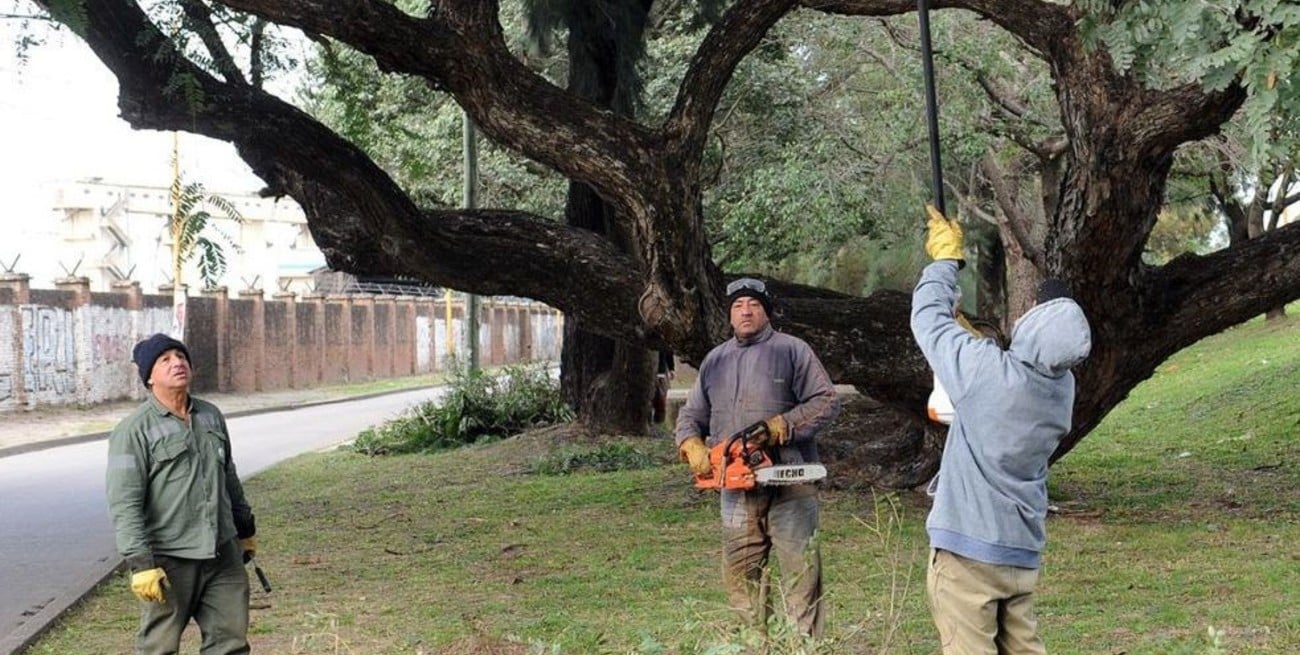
350, 364, 573, 455
530, 442, 660, 476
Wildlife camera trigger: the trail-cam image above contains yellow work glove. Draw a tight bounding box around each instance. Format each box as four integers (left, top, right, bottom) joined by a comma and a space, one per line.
744, 416, 789, 448
955, 312, 982, 338
679, 436, 713, 476
130, 567, 168, 603
240, 536, 258, 563
764, 415, 789, 446
925, 204, 965, 263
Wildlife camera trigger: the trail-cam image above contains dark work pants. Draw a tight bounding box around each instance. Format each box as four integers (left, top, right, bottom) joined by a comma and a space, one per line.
135, 538, 250, 655
720, 483, 823, 639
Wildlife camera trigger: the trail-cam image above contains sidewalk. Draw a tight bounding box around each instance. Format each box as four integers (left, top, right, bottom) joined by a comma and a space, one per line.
0, 380, 440, 458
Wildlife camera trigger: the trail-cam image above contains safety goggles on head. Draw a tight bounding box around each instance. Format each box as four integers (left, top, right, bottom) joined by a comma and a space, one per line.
726, 278, 767, 297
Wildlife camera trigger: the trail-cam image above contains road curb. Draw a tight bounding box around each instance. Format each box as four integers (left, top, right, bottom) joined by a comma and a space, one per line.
0, 558, 121, 655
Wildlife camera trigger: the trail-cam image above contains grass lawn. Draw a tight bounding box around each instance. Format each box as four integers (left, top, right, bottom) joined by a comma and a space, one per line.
25, 315, 1300, 654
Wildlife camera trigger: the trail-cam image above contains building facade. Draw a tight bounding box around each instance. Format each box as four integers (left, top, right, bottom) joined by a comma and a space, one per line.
34, 179, 323, 296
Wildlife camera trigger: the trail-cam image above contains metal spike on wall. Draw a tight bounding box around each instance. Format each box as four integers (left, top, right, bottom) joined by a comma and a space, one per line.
58, 256, 84, 277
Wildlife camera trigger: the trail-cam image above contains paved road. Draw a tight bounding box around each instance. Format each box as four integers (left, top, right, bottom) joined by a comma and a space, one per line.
0, 388, 442, 655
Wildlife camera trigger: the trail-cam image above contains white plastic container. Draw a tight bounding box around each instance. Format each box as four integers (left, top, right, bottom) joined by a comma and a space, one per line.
926, 373, 954, 425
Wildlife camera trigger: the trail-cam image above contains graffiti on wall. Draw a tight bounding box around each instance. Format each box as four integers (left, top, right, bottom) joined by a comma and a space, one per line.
91, 308, 133, 366
21, 305, 75, 402
85, 306, 136, 404
532, 311, 560, 360
2, 295, 556, 413
0, 309, 13, 408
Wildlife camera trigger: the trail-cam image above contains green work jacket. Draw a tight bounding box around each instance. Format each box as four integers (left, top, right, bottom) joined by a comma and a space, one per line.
106, 395, 255, 571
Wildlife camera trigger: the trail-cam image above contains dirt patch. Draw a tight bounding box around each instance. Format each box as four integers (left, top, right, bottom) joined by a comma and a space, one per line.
436, 635, 534, 655
0, 402, 135, 451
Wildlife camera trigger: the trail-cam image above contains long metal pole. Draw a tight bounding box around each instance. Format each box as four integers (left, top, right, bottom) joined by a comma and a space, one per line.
918, 0, 945, 216
919, 0, 959, 426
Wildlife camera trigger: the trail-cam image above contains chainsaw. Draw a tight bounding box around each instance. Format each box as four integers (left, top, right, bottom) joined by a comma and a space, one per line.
693, 422, 827, 491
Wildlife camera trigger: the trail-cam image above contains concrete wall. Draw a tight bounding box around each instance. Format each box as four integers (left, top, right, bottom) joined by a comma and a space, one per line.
0, 274, 563, 412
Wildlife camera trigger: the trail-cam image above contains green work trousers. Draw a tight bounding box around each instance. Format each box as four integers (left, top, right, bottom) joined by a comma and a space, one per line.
134, 538, 250, 655
927, 548, 1046, 655
720, 483, 822, 639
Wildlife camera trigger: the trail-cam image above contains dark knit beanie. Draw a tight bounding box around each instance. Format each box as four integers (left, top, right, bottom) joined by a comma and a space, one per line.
726, 277, 774, 315
132, 333, 190, 387
1036, 278, 1073, 304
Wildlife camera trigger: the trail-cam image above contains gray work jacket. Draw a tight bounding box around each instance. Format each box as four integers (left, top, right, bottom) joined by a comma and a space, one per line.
675, 324, 840, 465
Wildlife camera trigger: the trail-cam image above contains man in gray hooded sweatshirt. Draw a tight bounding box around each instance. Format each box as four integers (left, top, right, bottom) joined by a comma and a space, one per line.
911, 207, 1092, 654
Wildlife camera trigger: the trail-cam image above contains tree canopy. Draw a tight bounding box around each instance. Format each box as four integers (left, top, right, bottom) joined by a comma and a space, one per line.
23, 0, 1300, 486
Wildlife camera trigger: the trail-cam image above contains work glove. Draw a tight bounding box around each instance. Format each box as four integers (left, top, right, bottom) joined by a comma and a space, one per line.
955, 311, 982, 338
679, 436, 713, 477
745, 415, 789, 448
130, 567, 168, 603
240, 536, 258, 563
924, 204, 965, 265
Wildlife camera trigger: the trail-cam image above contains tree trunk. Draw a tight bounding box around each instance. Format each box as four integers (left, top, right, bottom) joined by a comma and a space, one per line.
561, 323, 655, 433
972, 224, 1007, 322
561, 183, 655, 433
556, 0, 657, 434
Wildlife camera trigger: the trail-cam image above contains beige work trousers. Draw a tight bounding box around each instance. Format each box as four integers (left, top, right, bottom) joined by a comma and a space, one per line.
926, 548, 1046, 655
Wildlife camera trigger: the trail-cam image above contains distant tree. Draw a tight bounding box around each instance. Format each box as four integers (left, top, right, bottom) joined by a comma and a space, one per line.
168, 178, 241, 292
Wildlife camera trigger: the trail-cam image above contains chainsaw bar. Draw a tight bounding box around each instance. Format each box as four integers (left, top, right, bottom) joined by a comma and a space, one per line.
754, 463, 827, 486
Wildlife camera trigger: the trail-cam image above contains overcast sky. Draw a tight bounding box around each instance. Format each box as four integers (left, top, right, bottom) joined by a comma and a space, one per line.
0, 21, 269, 236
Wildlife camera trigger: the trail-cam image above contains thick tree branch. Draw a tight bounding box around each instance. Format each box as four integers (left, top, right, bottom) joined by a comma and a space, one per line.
179, 0, 245, 84
663, 0, 798, 160
1153, 223, 1300, 341
216, 0, 662, 216
803, 0, 1075, 57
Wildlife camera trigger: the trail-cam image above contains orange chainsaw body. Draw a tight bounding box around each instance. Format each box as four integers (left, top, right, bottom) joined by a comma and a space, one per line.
694, 431, 773, 491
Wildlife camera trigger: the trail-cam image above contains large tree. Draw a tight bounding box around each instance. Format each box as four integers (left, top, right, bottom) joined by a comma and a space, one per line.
29, 0, 1300, 487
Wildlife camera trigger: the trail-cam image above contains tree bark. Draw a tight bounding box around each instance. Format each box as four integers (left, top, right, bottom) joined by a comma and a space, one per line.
555, 0, 657, 434
560, 180, 654, 433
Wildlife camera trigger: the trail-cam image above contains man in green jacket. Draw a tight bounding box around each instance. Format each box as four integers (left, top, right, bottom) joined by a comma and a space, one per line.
106, 334, 259, 654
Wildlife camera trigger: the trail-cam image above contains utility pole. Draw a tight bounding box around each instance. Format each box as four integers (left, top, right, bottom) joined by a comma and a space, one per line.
463, 110, 481, 371
166, 19, 186, 341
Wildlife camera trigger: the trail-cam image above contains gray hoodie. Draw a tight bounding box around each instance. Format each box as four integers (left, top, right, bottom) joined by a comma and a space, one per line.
910, 261, 1092, 568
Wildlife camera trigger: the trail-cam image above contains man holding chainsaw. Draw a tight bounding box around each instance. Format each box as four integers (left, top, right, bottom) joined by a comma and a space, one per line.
675, 277, 841, 639
106, 334, 259, 654
911, 207, 1092, 654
